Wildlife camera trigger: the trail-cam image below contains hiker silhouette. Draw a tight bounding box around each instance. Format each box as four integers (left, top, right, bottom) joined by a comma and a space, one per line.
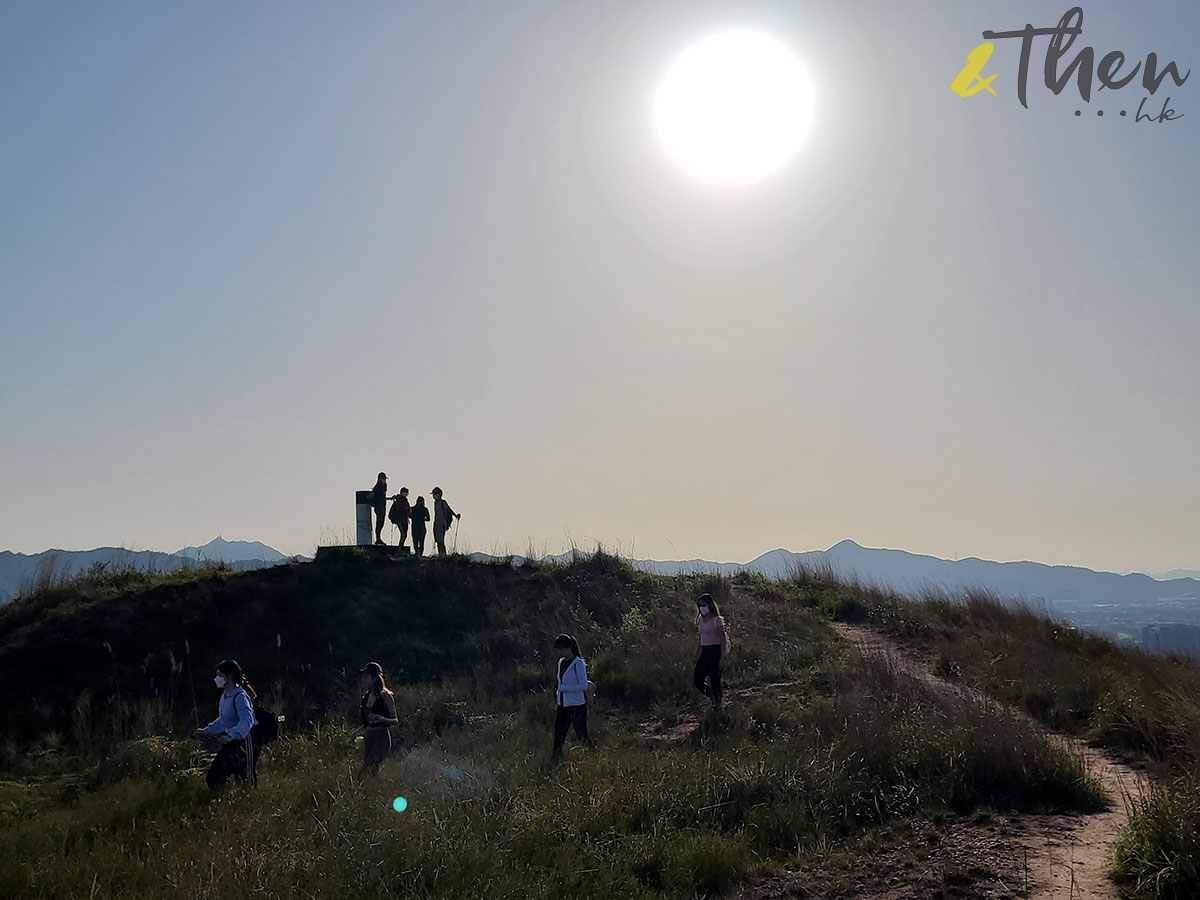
388, 487, 411, 550
410, 496, 430, 557
367, 473, 395, 546
431, 487, 461, 557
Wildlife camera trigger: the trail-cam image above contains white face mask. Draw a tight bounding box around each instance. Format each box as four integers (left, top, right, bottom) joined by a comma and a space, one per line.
214, 675, 226, 689
699, 606, 711, 616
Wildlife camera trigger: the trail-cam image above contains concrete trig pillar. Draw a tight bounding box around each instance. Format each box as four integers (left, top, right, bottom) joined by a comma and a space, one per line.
355, 491, 373, 546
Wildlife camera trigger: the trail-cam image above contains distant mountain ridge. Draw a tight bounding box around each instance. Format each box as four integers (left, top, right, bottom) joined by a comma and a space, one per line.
484, 540, 1200, 603
472, 540, 1200, 648
5, 538, 1198, 643
0, 537, 302, 603
1158, 569, 1200, 581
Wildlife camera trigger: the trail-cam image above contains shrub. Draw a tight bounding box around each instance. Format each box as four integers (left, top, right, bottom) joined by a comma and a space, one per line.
1112, 779, 1200, 900
620, 607, 648, 635
830, 593, 868, 623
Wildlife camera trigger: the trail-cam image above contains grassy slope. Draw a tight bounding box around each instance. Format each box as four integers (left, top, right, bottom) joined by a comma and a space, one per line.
0, 552, 652, 749
0, 556, 1122, 899
844, 584, 1200, 900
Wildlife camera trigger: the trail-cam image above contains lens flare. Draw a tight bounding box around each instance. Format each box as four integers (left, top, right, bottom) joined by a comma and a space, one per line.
392, 796, 408, 813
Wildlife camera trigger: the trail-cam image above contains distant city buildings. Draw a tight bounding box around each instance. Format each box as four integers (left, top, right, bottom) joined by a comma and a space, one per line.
1141, 624, 1200, 659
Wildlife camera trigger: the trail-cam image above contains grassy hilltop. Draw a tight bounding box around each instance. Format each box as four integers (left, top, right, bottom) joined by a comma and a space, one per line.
0, 551, 1196, 899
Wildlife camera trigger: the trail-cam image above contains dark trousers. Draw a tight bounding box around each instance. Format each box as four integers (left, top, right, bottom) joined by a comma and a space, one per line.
694, 645, 723, 705
374, 507, 386, 542
434, 524, 448, 556
412, 529, 426, 556
206, 736, 259, 790
552, 704, 590, 754
362, 727, 392, 774
397, 521, 408, 547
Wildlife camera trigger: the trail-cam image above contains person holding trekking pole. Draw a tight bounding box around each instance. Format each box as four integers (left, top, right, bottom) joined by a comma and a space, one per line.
431, 487, 461, 557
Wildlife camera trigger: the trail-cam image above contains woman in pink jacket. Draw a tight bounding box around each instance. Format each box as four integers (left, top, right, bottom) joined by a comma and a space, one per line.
693, 592, 727, 708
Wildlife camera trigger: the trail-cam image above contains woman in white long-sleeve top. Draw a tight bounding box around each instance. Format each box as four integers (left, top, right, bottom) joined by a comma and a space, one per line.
552, 634, 593, 759
193, 659, 259, 790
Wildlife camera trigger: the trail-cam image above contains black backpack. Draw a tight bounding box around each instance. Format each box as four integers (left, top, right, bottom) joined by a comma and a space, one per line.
388, 499, 406, 525
251, 705, 279, 744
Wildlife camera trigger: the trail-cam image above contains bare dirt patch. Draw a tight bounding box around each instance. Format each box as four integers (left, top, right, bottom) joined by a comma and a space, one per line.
828, 622, 1148, 899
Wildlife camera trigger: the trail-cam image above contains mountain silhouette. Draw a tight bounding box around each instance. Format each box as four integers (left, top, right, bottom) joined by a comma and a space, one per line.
174, 536, 288, 563
0, 538, 300, 603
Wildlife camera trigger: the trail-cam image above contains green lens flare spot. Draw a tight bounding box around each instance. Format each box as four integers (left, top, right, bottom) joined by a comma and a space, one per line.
393, 796, 408, 813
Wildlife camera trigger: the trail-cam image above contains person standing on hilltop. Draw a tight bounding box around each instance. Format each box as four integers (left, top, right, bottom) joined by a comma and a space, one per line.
194, 659, 260, 790
410, 496, 430, 557
693, 593, 727, 710
368, 472, 394, 546
388, 487, 411, 551
351, 662, 398, 775
431, 486, 461, 557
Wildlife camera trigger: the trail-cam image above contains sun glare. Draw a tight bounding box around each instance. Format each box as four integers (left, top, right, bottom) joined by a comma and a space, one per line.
656, 31, 814, 184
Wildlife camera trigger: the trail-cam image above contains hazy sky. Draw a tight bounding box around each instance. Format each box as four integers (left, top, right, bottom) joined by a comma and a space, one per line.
2, 1, 1197, 573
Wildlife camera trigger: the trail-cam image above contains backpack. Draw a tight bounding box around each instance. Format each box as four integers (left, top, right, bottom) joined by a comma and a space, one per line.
251, 704, 280, 744
388, 499, 406, 526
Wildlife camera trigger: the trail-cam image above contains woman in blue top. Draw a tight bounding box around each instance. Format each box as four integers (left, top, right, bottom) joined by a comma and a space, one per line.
193, 659, 259, 790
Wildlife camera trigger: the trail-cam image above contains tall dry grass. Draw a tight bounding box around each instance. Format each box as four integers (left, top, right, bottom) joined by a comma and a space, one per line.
0, 554, 1109, 900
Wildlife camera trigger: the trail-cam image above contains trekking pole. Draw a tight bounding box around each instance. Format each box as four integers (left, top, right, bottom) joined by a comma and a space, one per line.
452, 518, 459, 554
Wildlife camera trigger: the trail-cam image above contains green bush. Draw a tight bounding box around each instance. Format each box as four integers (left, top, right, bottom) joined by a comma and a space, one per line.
829, 593, 868, 623
1112, 779, 1200, 900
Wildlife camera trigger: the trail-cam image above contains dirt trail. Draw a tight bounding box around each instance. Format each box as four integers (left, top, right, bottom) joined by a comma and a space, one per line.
833, 622, 1147, 900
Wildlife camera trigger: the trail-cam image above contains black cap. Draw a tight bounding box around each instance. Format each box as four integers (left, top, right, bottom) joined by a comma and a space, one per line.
360, 661, 383, 675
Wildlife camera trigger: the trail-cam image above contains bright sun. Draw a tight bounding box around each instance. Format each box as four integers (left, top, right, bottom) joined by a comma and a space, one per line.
656, 31, 814, 184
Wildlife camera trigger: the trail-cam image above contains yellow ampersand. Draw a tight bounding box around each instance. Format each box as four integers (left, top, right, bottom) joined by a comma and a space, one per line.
951, 42, 998, 96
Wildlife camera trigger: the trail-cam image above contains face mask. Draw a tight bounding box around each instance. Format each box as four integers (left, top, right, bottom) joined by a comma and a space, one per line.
214, 675, 226, 688
699, 606, 711, 616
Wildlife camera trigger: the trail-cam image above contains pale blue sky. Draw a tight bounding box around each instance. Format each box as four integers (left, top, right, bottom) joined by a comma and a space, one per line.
2, 1, 1197, 572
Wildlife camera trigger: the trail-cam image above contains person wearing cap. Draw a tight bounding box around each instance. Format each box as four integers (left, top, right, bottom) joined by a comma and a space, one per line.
368, 472, 394, 546
431, 487, 461, 557
352, 662, 398, 774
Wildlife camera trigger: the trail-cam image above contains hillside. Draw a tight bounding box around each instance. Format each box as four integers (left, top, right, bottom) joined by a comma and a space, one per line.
0, 552, 1196, 899
617, 541, 1200, 653
9, 538, 1198, 658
